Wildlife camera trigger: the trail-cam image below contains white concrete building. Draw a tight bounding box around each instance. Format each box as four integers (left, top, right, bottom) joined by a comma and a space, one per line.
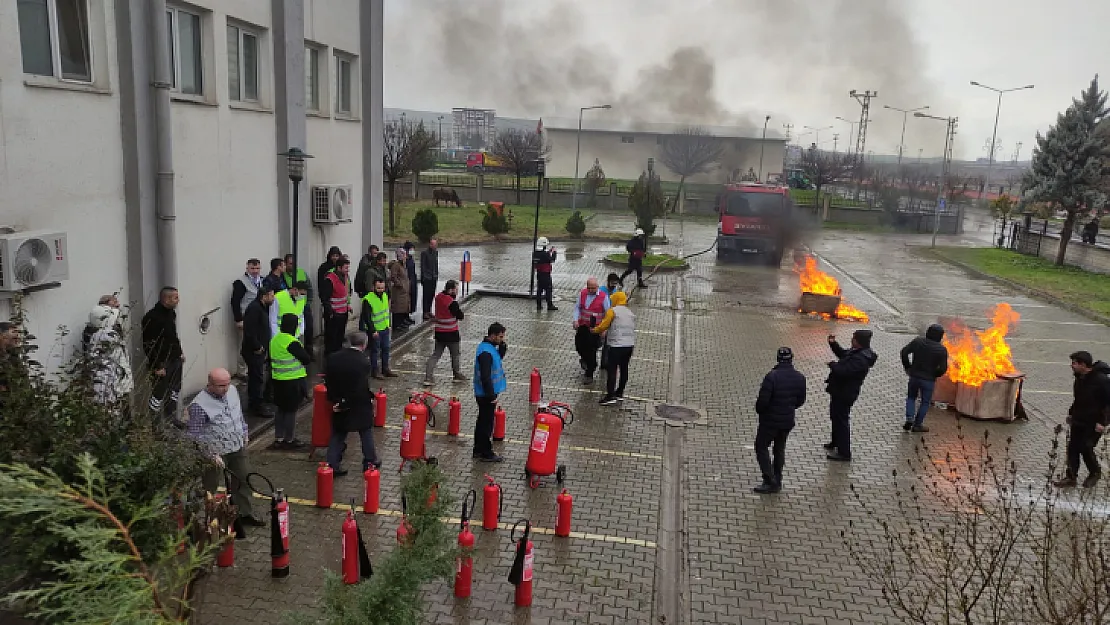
544, 118, 788, 184
0, 0, 384, 392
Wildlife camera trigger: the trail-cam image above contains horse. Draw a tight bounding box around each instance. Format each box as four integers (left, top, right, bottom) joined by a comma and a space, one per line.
433, 188, 462, 207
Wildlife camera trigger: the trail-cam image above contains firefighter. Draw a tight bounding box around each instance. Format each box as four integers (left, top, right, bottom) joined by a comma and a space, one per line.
753, 347, 807, 494
424, 280, 466, 387
573, 277, 610, 384
619, 228, 647, 288
823, 330, 877, 462
473, 322, 508, 463
320, 257, 353, 356
532, 237, 558, 311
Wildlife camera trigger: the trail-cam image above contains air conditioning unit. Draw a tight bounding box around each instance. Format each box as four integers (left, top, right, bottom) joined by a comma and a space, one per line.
312, 184, 354, 225
0, 230, 70, 291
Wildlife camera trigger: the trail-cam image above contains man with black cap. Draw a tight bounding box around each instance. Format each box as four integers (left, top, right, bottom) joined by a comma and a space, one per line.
753, 347, 807, 493
824, 329, 877, 461
900, 324, 949, 432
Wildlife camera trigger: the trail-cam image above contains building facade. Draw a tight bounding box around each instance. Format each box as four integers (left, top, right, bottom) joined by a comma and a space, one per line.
0, 0, 384, 392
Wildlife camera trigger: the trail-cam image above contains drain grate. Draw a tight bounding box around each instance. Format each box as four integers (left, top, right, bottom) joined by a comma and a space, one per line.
655, 404, 701, 423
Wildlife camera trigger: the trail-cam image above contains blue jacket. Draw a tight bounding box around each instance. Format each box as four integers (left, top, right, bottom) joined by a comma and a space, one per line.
473, 340, 507, 398
755, 362, 807, 428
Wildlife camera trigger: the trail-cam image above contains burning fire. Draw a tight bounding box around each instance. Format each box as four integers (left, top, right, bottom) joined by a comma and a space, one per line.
942, 303, 1021, 387
794, 255, 870, 323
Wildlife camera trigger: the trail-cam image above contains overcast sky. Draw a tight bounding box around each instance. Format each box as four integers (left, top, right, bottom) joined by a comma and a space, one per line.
383, 0, 1110, 161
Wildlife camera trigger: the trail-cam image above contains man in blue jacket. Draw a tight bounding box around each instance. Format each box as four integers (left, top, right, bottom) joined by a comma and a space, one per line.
473, 322, 508, 463
753, 347, 807, 494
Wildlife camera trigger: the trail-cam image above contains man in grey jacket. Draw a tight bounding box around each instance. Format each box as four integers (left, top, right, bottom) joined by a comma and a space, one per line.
420, 238, 439, 320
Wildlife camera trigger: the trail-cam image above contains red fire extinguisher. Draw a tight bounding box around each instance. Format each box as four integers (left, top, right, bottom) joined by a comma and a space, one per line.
508, 519, 535, 607
316, 462, 334, 508
374, 388, 388, 427
555, 489, 573, 537
363, 467, 380, 514
529, 368, 542, 403
213, 493, 235, 567
448, 396, 462, 436
247, 473, 290, 578
454, 490, 477, 598
493, 403, 507, 441
525, 401, 574, 489
400, 392, 442, 470
311, 383, 332, 452
482, 474, 503, 531
342, 499, 373, 584
396, 494, 414, 546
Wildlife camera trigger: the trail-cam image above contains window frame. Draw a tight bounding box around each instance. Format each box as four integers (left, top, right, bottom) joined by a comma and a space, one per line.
305, 43, 323, 113
333, 50, 358, 119
621, 135, 636, 144
166, 5, 204, 97
18, 0, 95, 84
227, 22, 261, 103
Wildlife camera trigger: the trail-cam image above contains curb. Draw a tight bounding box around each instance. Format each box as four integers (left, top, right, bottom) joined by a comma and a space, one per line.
920, 248, 1110, 327
601, 258, 688, 273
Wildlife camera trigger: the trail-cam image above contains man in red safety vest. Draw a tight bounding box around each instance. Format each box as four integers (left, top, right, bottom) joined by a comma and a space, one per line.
423, 280, 466, 387
573, 277, 610, 383
320, 257, 352, 356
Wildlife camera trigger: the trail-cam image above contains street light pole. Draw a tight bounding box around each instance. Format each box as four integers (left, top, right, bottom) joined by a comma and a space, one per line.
970, 81, 1034, 206
804, 125, 833, 151
279, 147, 314, 263
758, 115, 771, 181
835, 117, 857, 152
883, 104, 929, 165
572, 104, 612, 212
530, 158, 545, 296
915, 112, 957, 247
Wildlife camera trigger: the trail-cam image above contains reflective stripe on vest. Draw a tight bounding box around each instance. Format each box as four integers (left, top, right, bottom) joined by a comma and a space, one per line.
433, 292, 458, 333
363, 293, 391, 331
577, 290, 607, 326
326, 272, 351, 314
269, 333, 306, 380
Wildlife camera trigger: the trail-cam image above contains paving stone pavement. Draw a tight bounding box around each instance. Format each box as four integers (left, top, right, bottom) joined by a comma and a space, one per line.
192, 215, 1102, 624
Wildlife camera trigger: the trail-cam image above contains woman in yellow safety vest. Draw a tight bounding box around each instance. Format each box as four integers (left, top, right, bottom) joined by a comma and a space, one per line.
269, 313, 312, 449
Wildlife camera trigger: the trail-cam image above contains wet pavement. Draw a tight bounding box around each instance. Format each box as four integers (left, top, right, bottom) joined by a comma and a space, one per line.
192, 211, 1101, 624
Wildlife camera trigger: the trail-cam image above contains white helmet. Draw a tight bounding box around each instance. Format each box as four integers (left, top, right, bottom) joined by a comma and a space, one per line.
536, 236, 549, 249
634, 228, 645, 236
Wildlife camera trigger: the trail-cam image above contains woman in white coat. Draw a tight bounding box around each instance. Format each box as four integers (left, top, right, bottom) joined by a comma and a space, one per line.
86, 304, 134, 405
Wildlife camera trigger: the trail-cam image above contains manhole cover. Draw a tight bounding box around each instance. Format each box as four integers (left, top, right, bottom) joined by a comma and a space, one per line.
655, 404, 701, 422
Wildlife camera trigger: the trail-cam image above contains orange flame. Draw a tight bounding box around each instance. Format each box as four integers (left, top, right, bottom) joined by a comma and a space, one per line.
794, 256, 870, 323
942, 303, 1020, 387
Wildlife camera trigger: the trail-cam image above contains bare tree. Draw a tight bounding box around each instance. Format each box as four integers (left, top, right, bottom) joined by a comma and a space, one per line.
488, 128, 547, 204
383, 120, 438, 235
800, 147, 857, 209
659, 127, 724, 211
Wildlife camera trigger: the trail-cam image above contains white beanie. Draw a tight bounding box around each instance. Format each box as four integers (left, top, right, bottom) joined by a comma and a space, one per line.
88, 305, 120, 330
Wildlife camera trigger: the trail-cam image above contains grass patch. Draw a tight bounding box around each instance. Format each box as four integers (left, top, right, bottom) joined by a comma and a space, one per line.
605, 253, 687, 269
931, 247, 1110, 317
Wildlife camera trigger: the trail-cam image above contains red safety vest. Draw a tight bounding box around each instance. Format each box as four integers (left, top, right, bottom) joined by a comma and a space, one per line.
433, 292, 458, 333
577, 289, 607, 327
325, 272, 351, 314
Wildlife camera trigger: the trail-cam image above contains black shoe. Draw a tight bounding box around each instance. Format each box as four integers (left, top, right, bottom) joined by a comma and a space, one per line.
285, 439, 309, 450
827, 452, 852, 462
753, 482, 781, 494
911, 425, 930, 433
333, 468, 349, 477
1083, 472, 1102, 488
239, 515, 265, 527
233, 518, 247, 541
822, 442, 836, 450
478, 454, 503, 463
548, 305, 559, 311
599, 395, 618, 406
616, 394, 626, 402
637, 281, 647, 288
1054, 476, 1078, 488
903, 421, 913, 431
583, 376, 594, 385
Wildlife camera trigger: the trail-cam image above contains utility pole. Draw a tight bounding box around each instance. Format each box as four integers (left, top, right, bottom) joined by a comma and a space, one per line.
970, 81, 1034, 207
1012, 142, 1023, 164
832, 134, 839, 153
850, 90, 877, 199
883, 104, 929, 166
915, 112, 958, 247
783, 123, 793, 143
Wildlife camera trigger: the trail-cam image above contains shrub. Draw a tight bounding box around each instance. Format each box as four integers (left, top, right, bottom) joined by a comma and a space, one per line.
480, 205, 509, 238
627, 169, 665, 238
411, 208, 439, 243
565, 210, 587, 237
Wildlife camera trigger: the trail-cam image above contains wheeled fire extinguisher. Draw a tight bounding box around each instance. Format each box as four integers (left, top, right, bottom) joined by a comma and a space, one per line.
342, 499, 373, 584
248, 473, 290, 578
397, 494, 414, 545
493, 403, 507, 441
399, 391, 443, 471
448, 396, 462, 436
363, 467, 380, 514
508, 519, 535, 607
454, 490, 477, 598
374, 387, 388, 427
529, 367, 542, 403
482, 474, 503, 531
555, 489, 573, 537
524, 401, 574, 489
316, 462, 334, 508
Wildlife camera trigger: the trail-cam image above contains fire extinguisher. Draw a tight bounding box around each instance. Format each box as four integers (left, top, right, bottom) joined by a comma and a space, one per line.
508, 519, 535, 607
396, 494, 414, 545
311, 383, 332, 452
213, 492, 235, 568
529, 367, 542, 403
316, 462, 334, 508
454, 489, 477, 598
342, 499, 373, 584
555, 489, 573, 537
400, 392, 442, 469
428, 482, 439, 507
524, 401, 574, 489
493, 403, 507, 441
448, 396, 462, 436
374, 388, 388, 427
482, 474, 503, 531
247, 473, 290, 578
363, 467, 380, 514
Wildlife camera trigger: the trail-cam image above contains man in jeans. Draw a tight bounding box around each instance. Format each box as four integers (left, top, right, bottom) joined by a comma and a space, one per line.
592, 291, 634, 405
424, 280, 467, 386
1055, 351, 1110, 488
753, 347, 807, 494
360, 277, 396, 379
899, 323, 948, 433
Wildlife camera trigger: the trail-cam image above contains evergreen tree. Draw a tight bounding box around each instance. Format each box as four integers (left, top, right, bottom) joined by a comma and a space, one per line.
1024, 75, 1110, 265
627, 168, 666, 237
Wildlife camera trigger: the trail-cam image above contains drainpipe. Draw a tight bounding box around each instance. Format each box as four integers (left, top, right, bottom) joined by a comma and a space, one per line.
150, 0, 177, 287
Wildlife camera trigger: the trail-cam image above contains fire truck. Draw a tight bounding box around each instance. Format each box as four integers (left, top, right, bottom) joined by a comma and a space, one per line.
716, 182, 796, 265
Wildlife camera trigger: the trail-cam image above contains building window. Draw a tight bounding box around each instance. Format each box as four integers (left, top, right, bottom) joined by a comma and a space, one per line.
227, 23, 259, 102
335, 53, 355, 115
305, 46, 320, 111
621, 135, 635, 144
166, 7, 203, 95
17, 0, 93, 83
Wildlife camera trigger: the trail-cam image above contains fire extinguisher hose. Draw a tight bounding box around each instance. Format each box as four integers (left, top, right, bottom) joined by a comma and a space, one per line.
460, 489, 476, 530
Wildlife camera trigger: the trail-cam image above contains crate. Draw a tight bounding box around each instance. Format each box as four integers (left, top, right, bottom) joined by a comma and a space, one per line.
799, 292, 841, 316
954, 372, 1024, 421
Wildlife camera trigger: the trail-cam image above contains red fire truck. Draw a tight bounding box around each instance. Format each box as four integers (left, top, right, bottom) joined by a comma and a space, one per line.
716, 182, 796, 265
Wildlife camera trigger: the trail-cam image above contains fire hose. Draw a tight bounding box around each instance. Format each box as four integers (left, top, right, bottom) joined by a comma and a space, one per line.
626, 237, 718, 299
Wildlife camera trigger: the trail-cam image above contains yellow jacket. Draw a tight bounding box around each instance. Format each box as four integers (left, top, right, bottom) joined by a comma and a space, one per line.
593, 291, 627, 334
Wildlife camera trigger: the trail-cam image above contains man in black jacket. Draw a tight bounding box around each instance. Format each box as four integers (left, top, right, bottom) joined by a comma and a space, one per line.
753, 347, 807, 494
619, 229, 647, 288
142, 287, 185, 424
1055, 351, 1110, 488
353, 244, 379, 299
900, 324, 949, 432
420, 238, 440, 319
324, 332, 382, 476
823, 329, 878, 461
241, 287, 275, 416
262, 258, 286, 294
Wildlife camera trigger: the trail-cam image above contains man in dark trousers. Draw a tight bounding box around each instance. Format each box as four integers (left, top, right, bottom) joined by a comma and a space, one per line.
473, 322, 508, 463
240, 287, 275, 416
404, 242, 420, 324
317, 246, 342, 292
319, 257, 353, 356
1055, 351, 1110, 488
900, 323, 948, 432
354, 244, 379, 299
753, 347, 807, 494
420, 238, 440, 319
619, 228, 647, 288
424, 279, 466, 386
823, 330, 877, 462
142, 286, 185, 425
324, 331, 382, 475
532, 237, 558, 311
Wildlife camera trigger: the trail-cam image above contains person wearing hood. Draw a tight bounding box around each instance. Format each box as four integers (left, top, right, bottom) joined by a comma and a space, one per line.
142, 287, 185, 424
753, 347, 807, 494
823, 329, 878, 462
389, 248, 413, 328
900, 324, 949, 432
532, 237, 558, 312
87, 304, 133, 405
316, 246, 342, 295
1055, 351, 1110, 488
619, 228, 648, 288
592, 290, 634, 405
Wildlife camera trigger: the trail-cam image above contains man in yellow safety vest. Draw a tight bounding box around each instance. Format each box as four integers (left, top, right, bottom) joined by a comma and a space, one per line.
269, 280, 308, 341
359, 277, 396, 379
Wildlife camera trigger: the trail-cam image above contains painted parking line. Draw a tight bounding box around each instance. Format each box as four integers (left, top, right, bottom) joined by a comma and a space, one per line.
389, 367, 657, 405
465, 313, 673, 336
902, 312, 1104, 327
810, 252, 901, 316
244, 492, 657, 549
1023, 389, 1071, 395
895, 297, 1052, 308
376, 423, 662, 461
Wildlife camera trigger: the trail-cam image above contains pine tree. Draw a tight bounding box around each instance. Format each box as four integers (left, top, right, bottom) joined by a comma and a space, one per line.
627, 168, 666, 237
1024, 75, 1110, 265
